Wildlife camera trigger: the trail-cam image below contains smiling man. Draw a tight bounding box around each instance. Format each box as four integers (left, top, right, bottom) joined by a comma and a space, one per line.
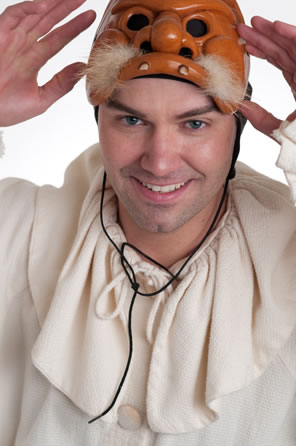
1, 0, 296, 445
98, 79, 237, 265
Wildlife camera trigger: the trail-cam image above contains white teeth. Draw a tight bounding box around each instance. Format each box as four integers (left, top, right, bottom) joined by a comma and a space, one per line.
141, 181, 186, 193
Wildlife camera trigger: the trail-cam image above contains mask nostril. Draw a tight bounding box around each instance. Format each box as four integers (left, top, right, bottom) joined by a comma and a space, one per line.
179, 47, 193, 59
140, 41, 153, 54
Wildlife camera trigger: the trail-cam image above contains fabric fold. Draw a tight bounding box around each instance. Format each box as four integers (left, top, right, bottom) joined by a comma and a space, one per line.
274, 119, 296, 201
29, 144, 296, 433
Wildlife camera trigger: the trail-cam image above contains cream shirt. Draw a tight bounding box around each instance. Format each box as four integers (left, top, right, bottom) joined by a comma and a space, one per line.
1, 120, 296, 445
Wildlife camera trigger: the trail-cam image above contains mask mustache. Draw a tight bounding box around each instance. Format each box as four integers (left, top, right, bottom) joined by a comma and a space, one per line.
84, 43, 245, 109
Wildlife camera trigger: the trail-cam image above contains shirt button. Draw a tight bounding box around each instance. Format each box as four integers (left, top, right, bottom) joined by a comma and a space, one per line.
118, 405, 142, 431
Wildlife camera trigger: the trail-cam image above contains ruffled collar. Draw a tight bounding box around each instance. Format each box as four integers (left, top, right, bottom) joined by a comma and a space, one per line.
29, 148, 296, 433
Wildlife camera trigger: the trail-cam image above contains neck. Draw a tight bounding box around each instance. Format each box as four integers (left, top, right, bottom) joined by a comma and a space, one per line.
118, 188, 228, 269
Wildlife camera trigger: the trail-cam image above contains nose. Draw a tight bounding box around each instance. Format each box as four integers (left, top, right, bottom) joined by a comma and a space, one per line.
140, 126, 181, 178
151, 11, 183, 54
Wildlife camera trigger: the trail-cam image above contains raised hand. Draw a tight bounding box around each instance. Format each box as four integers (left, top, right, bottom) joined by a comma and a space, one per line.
0, 0, 96, 126
237, 17, 296, 140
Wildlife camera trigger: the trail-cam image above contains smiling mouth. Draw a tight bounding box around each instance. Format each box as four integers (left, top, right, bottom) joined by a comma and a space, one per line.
139, 180, 187, 193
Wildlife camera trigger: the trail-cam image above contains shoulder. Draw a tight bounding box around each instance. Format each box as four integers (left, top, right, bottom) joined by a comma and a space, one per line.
234, 162, 292, 202
229, 162, 296, 269
32, 143, 102, 250
0, 177, 38, 249
28, 144, 103, 321
231, 162, 294, 216
0, 177, 38, 301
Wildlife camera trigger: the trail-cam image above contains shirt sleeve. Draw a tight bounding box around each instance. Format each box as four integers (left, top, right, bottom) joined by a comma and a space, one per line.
273, 118, 296, 202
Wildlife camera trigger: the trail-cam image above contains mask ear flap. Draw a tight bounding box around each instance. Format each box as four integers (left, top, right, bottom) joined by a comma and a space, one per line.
228, 82, 253, 180
94, 106, 99, 123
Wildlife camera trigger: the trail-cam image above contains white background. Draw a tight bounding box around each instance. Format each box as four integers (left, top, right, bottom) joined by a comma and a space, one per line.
0, 0, 295, 186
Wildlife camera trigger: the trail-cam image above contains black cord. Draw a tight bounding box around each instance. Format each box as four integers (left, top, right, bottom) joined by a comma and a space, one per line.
89, 282, 139, 423
88, 172, 229, 424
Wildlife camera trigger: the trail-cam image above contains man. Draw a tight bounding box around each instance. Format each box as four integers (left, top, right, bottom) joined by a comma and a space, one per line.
0, 0, 296, 444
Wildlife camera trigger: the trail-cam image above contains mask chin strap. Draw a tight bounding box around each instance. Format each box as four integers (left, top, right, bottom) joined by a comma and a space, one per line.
88, 171, 229, 424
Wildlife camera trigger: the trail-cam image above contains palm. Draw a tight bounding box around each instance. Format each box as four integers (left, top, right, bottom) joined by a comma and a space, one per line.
0, 0, 96, 126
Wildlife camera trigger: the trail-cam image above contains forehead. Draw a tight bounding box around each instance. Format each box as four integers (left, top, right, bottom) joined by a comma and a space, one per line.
108, 77, 216, 109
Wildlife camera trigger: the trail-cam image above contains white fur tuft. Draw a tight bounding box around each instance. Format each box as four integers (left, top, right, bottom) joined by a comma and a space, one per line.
85, 43, 141, 97
0, 130, 5, 158
84, 44, 246, 107
195, 54, 245, 106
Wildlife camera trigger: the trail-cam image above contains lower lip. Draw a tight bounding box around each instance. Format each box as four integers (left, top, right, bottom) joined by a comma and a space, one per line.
132, 178, 191, 203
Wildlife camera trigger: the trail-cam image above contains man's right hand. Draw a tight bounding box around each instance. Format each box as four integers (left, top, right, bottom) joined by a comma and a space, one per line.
0, 0, 96, 126
238, 17, 296, 140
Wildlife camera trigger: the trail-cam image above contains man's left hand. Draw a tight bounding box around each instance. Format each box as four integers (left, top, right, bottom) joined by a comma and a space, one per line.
237, 17, 296, 141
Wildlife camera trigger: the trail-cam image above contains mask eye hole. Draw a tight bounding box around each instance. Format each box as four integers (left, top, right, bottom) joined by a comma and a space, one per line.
186, 19, 207, 37
127, 14, 149, 31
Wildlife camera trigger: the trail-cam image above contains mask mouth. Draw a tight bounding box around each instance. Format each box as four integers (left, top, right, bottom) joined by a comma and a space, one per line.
85, 43, 247, 114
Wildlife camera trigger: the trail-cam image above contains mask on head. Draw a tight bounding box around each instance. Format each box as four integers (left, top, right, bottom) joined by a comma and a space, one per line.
86, 0, 250, 114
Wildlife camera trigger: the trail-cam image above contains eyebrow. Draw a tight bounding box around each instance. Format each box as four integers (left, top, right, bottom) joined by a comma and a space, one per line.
106, 98, 218, 120
106, 99, 147, 119
176, 104, 218, 119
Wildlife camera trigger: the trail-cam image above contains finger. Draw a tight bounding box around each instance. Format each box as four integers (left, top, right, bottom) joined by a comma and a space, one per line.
239, 23, 296, 72
250, 17, 295, 55
274, 20, 296, 67
237, 23, 296, 73
39, 62, 86, 112
28, 0, 88, 40
19, 0, 69, 34
0, 1, 44, 31
33, 10, 96, 70
282, 71, 296, 98
287, 110, 296, 122
239, 100, 282, 140
244, 44, 267, 59
251, 17, 296, 62
245, 43, 286, 72
273, 20, 296, 47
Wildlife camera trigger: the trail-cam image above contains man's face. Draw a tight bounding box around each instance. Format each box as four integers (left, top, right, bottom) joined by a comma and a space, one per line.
99, 78, 236, 234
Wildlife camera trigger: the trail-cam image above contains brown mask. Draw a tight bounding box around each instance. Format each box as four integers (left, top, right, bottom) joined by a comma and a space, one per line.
86, 0, 250, 113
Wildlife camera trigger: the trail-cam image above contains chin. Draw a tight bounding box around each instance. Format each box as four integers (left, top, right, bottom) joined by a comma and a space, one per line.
128, 208, 199, 234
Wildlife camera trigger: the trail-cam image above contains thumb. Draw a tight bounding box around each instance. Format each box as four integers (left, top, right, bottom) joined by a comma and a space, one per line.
39, 62, 86, 112
239, 100, 282, 141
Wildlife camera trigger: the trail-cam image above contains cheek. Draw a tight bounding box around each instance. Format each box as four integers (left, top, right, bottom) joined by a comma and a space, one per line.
186, 123, 236, 176
99, 114, 150, 170
99, 119, 134, 171
102, 142, 141, 174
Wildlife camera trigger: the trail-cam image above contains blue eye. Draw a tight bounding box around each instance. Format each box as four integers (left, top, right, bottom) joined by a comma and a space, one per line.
187, 120, 205, 130
123, 116, 141, 126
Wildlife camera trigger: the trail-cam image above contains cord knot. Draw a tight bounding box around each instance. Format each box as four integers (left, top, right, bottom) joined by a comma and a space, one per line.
132, 282, 140, 292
